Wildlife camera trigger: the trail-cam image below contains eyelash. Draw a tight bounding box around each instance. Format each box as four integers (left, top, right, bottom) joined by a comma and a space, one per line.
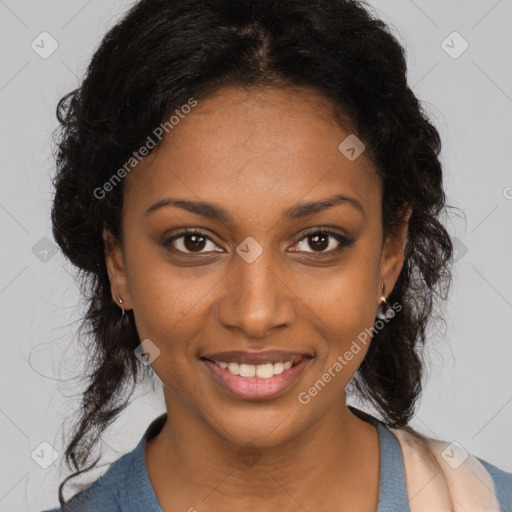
162, 227, 355, 256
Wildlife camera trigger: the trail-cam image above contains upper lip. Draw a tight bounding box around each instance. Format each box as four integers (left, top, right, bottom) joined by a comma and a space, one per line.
201, 350, 312, 365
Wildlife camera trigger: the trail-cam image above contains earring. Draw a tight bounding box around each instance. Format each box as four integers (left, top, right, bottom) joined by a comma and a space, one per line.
117, 294, 125, 319
376, 283, 394, 320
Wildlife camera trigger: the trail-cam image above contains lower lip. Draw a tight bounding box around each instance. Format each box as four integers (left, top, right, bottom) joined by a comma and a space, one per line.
201, 358, 311, 401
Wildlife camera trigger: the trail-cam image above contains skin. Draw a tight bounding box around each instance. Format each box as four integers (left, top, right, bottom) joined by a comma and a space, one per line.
105, 85, 411, 511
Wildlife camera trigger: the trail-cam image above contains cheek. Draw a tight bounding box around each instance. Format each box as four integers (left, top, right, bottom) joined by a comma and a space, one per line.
123, 241, 211, 356
127, 264, 205, 388
300, 256, 379, 364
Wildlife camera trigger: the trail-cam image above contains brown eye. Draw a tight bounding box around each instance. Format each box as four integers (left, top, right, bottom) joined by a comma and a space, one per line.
163, 230, 221, 254
307, 233, 330, 251
182, 233, 207, 252
292, 229, 355, 254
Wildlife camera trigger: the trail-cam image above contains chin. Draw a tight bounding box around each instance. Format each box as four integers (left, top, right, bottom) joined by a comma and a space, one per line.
206, 402, 308, 449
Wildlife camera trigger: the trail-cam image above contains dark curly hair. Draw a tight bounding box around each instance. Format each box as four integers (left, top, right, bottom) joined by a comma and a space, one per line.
51, 0, 454, 505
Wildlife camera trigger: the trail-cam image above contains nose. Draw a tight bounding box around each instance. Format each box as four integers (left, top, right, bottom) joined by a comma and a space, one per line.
214, 248, 296, 338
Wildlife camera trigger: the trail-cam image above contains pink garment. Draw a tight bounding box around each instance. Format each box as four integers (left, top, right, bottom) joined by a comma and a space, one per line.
392, 428, 503, 511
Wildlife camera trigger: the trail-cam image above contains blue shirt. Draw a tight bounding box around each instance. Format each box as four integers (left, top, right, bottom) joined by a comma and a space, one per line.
42, 412, 512, 511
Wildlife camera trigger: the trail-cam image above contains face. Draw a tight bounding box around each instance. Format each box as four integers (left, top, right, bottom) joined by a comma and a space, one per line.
105, 85, 409, 447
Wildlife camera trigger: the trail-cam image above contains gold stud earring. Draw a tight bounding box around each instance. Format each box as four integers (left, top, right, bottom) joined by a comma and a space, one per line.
117, 294, 125, 319
376, 283, 393, 320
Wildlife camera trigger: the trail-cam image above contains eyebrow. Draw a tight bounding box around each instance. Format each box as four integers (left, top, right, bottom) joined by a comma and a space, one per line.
145, 193, 365, 221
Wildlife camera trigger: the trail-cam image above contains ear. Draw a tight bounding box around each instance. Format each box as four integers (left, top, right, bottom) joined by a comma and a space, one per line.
378, 206, 412, 298
103, 230, 132, 310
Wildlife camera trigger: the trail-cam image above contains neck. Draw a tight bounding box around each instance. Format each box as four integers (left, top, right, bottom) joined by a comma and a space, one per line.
145, 397, 380, 511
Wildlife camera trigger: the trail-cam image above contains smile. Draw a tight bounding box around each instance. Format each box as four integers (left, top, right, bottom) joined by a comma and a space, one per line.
213, 360, 294, 378
200, 350, 313, 401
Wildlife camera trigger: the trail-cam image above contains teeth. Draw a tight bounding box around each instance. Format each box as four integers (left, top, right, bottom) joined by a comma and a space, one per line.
239, 364, 256, 377
273, 362, 284, 375
256, 363, 274, 378
227, 362, 240, 375
215, 360, 296, 378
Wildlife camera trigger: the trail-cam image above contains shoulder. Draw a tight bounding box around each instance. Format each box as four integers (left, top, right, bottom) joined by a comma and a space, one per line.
40, 448, 139, 512
391, 426, 512, 512
476, 456, 512, 512
40, 413, 168, 512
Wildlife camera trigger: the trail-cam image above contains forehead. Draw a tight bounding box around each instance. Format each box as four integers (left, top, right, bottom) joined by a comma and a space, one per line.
124, 86, 381, 224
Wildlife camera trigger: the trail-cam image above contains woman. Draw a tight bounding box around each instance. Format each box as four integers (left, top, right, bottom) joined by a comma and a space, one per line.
44, 0, 512, 510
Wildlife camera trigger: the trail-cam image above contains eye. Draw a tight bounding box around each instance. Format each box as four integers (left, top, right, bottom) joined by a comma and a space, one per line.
163, 229, 222, 254
291, 228, 355, 255
163, 227, 355, 256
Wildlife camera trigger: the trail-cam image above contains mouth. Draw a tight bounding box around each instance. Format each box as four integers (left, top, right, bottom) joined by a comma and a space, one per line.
200, 350, 313, 401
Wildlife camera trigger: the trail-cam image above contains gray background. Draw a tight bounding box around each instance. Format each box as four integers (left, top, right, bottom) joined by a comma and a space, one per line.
1, 1, 511, 510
